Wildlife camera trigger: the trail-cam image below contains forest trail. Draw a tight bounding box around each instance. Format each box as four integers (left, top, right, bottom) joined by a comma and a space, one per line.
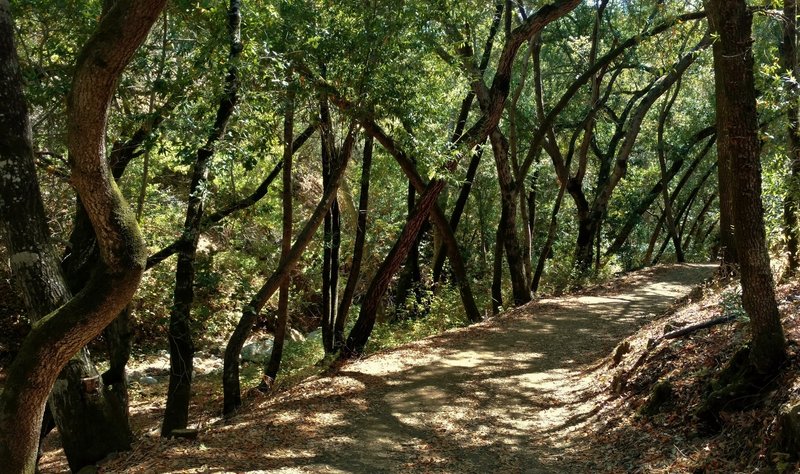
97, 263, 715, 473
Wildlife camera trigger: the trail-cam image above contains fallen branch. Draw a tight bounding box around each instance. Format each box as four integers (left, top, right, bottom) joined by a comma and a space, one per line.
662, 314, 736, 340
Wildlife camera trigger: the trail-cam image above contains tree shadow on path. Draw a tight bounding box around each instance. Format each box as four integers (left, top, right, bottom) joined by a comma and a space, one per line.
98, 263, 715, 474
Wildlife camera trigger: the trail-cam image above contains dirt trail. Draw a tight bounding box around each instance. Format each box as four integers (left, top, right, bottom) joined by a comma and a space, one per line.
96, 263, 714, 473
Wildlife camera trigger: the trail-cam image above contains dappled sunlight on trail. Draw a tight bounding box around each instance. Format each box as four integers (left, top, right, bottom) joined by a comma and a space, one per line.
86, 263, 714, 473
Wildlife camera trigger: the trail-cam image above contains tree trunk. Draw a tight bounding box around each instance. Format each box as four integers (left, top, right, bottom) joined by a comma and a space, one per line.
532, 179, 567, 294
430, 2, 501, 284
262, 81, 294, 384
492, 225, 504, 314
223, 129, 354, 416
162, 0, 241, 437
657, 82, 685, 263
575, 212, 599, 272
354, 120, 481, 323
707, 0, 786, 373
320, 91, 338, 353
0, 0, 160, 470
343, 180, 445, 357
335, 134, 373, 349
431, 146, 483, 283
395, 180, 423, 315
490, 129, 530, 305
783, 0, 800, 273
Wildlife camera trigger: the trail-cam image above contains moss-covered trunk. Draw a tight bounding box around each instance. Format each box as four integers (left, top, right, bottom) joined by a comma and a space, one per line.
0, 1, 162, 471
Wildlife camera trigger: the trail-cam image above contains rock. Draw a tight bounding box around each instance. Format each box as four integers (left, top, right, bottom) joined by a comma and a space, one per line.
77, 466, 98, 474
776, 401, 800, 458
241, 338, 274, 363
140, 375, 159, 385
639, 380, 672, 416
306, 329, 323, 341
169, 428, 199, 440
611, 341, 631, 367
288, 328, 305, 343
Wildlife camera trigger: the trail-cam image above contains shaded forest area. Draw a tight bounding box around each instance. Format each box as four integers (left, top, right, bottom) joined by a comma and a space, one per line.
1, 0, 800, 472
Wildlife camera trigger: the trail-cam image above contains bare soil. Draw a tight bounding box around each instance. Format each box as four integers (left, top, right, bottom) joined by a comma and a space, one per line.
41, 263, 717, 473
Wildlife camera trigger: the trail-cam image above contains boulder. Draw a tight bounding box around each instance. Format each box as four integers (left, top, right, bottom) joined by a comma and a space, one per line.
288, 328, 305, 343
241, 338, 274, 364
776, 401, 800, 458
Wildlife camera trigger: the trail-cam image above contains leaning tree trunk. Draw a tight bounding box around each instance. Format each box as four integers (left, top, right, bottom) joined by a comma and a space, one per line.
653, 163, 717, 264
532, 180, 567, 294
431, 146, 483, 283
604, 128, 714, 258
707, 0, 786, 373
343, 180, 446, 356
430, 2, 501, 284
161, 0, 241, 437
0, 1, 160, 471
683, 193, 716, 251
395, 179, 424, 315
222, 129, 355, 416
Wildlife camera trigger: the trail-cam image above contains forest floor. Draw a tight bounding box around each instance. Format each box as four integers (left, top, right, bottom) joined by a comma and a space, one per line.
38, 263, 800, 472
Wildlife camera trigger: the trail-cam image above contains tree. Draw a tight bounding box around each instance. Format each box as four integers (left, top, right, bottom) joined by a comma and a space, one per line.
161, 0, 242, 438
782, 0, 800, 273
261, 74, 296, 386
0, 0, 163, 471
706, 0, 786, 374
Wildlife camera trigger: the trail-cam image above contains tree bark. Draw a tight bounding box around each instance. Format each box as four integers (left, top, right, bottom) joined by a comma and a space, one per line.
0, 11, 135, 465
657, 81, 685, 262
707, 0, 786, 373
262, 80, 294, 384
0, 0, 160, 470
492, 225, 505, 314
395, 179, 424, 315
532, 179, 567, 294
490, 129, 530, 305
319, 90, 339, 354
161, 0, 241, 437
782, 0, 800, 273
335, 133, 373, 349
223, 129, 354, 416
343, 180, 446, 356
